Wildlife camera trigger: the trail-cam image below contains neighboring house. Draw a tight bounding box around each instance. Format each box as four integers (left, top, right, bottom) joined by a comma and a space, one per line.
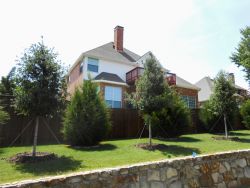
67, 26, 200, 109
166, 73, 200, 109
195, 73, 248, 106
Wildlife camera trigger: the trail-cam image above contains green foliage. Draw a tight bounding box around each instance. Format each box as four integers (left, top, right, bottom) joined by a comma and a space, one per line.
231, 26, 250, 85
212, 71, 237, 116
128, 54, 165, 115
152, 88, 191, 137
14, 40, 67, 117
240, 99, 250, 129
199, 71, 238, 131
0, 106, 9, 124
63, 80, 111, 146
0, 67, 16, 110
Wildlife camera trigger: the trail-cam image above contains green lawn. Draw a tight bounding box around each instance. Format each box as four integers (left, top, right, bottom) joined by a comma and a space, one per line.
1, 130, 250, 184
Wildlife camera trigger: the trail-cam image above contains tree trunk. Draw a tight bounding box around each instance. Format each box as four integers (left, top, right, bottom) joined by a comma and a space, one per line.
224, 113, 228, 139
32, 116, 39, 157
149, 119, 152, 148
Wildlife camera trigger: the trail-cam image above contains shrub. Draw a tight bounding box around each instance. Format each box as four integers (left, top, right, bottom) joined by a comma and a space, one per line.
240, 99, 250, 129
152, 87, 191, 137
63, 80, 111, 146
0, 106, 9, 124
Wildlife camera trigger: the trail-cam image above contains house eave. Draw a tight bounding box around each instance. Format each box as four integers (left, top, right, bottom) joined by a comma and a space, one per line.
93, 80, 129, 87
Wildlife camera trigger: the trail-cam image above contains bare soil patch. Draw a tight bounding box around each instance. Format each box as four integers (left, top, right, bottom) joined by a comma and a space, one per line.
212, 136, 240, 141
8, 152, 57, 164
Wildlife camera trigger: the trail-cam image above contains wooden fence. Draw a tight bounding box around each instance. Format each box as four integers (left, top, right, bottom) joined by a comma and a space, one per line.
0, 108, 228, 146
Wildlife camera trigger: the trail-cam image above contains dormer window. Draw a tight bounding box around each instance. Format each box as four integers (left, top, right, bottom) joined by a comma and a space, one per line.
87, 57, 99, 73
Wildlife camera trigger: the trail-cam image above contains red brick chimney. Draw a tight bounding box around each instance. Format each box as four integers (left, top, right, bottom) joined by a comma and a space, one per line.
114, 26, 124, 52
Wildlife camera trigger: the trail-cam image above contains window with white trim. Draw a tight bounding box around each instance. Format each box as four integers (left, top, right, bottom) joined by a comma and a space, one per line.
104, 86, 122, 108
87, 57, 99, 73
181, 95, 196, 109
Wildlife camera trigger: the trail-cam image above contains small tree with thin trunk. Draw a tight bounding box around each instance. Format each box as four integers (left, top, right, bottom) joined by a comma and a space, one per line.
14, 39, 67, 156
127, 54, 165, 147
209, 71, 237, 138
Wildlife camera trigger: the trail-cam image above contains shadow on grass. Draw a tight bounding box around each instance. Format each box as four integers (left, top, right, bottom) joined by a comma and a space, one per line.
155, 136, 201, 143
68, 143, 117, 152
14, 155, 82, 175
234, 138, 250, 143
229, 131, 250, 137
159, 145, 200, 157
137, 143, 200, 157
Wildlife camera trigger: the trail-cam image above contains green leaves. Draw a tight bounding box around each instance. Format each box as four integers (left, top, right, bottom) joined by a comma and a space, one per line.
240, 99, 250, 129
0, 106, 9, 124
63, 80, 111, 146
231, 26, 250, 85
14, 40, 67, 117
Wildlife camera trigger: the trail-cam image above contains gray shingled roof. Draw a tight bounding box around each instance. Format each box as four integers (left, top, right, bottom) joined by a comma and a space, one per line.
69, 42, 141, 73
94, 72, 125, 83
82, 42, 140, 64
176, 75, 200, 90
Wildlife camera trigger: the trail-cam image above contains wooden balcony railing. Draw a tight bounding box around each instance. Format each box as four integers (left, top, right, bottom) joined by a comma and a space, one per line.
166, 73, 176, 85
126, 67, 144, 85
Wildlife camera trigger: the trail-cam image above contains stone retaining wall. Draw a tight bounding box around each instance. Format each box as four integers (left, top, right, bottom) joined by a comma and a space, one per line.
3, 149, 250, 188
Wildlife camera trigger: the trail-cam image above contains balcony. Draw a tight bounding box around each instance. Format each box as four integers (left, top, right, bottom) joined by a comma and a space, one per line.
166, 73, 176, 85
126, 67, 144, 85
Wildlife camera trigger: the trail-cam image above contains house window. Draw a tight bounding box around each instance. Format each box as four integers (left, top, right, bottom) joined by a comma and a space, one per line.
181, 96, 196, 109
105, 86, 122, 108
79, 62, 84, 74
87, 57, 99, 73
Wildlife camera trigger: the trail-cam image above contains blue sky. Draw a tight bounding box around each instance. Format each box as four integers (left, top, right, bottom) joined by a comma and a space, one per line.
0, 0, 249, 88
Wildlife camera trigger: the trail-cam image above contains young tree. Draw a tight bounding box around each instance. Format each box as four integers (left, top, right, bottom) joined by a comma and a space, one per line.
63, 80, 111, 146
231, 26, 250, 85
128, 54, 165, 147
203, 71, 237, 138
14, 39, 67, 156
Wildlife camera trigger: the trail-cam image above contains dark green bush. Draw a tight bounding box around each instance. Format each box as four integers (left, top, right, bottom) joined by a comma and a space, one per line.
152, 88, 191, 137
63, 80, 111, 146
240, 99, 250, 129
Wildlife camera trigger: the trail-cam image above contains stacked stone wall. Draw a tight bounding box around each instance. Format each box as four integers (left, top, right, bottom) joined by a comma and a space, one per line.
3, 150, 250, 188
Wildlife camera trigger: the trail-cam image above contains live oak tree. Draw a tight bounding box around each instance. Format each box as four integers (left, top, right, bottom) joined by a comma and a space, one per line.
128, 54, 165, 147
14, 39, 67, 156
231, 26, 250, 85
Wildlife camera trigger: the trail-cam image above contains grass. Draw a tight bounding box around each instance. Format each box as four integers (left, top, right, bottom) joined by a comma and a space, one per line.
1, 130, 250, 184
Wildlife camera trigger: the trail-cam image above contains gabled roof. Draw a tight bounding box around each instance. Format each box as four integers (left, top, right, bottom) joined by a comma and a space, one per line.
69, 42, 141, 73
83, 42, 140, 64
175, 75, 200, 91
94, 72, 125, 83
195, 76, 247, 102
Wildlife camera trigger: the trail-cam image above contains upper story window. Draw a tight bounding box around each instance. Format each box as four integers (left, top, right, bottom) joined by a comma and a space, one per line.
79, 62, 84, 74
105, 86, 122, 108
87, 57, 99, 73
181, 95, 196, 109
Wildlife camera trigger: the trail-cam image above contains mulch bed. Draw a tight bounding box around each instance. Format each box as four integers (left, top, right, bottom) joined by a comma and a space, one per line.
212, 136, 240, 141
135, 143, 168, 150
8, 152, 57, 164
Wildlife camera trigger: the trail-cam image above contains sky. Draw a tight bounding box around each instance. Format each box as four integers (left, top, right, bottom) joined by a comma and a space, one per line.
0, 0, 249, 89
